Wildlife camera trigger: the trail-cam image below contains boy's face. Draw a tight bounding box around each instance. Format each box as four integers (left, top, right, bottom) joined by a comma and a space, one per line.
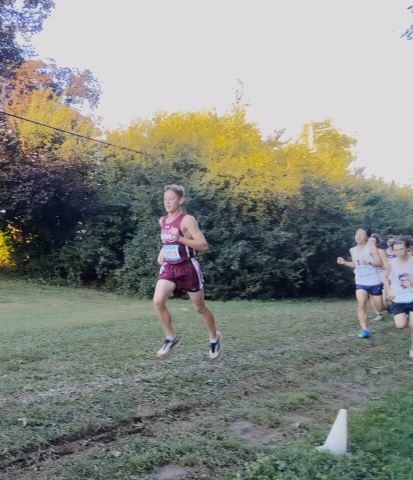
393, 244, 408, 258
355, 229, 368, 244
164, 190, 184, 214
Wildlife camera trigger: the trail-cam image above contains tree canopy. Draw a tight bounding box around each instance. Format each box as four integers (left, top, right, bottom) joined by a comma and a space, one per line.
0, 0, 55, 77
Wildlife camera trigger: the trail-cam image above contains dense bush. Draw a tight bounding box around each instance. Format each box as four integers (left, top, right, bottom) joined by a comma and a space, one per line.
2, 144, 413, 299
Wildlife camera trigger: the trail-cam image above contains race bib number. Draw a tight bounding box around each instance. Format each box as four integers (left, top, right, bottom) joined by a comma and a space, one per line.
162, 244, 181, 261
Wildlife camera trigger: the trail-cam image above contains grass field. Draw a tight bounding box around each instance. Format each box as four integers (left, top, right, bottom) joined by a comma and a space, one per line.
1, 275, 412, 480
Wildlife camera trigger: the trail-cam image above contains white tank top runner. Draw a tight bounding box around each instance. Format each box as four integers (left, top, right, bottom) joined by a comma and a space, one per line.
350, 244, 382, 286
389, 256, 413, 304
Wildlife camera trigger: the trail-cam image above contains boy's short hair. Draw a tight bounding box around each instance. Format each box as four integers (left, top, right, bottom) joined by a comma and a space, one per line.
394, 236, 412, 248
164, 184, 185, 198
371, 233, 381, 243
358, 225, 372, 237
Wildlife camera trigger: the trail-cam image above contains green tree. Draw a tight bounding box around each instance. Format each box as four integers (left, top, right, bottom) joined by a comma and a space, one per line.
343, 176, 413, 236
0, 126, 97, 275
0, 0, 54, 77
280, 179, 356, 296
5, 60, 101, 113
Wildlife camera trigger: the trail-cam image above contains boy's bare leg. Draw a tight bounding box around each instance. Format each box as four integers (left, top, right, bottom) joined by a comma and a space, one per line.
188, 289, 218, 340
153, 279, 176, 338
371, 294, 385, 319
393, 312, 413, 358
355, 289, 369, 331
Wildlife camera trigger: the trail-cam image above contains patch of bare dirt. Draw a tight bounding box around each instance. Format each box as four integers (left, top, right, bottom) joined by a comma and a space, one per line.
282, 412, 316, 429
229, 420, 285, 445
156, 464, 196, 480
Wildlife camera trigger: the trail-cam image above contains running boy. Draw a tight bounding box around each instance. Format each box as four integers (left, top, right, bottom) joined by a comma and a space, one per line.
153, 184, 221, 359
384, 238, 413, 359
337, 226, 384, 338
370, 233, 388, 320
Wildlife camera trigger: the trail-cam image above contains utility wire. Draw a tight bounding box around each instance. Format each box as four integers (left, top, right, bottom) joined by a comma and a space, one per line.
0, 109, 151, 158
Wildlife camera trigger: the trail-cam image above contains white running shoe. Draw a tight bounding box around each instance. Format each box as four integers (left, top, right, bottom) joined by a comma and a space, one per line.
409, 349, 413, 360
156, 337, 180, 358
373, 314, 383, 321
209, 332, 221, 360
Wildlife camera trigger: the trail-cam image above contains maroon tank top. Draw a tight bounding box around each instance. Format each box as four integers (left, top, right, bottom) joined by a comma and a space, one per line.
160, 212, 195, 264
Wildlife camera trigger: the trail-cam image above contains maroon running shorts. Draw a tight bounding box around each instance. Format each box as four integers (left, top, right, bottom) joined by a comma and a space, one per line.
158, 259, 204, 292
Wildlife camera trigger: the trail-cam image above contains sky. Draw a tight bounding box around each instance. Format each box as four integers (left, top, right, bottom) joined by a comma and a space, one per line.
31, 0, 413, 186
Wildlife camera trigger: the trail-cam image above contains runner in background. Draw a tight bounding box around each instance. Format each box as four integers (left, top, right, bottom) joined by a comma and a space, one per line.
385, 235, 397, 260
369, 233, 388, 321
384, 238, 413, 359
337, 226, 384, 338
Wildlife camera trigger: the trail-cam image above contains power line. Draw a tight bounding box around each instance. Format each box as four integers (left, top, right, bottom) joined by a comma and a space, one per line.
0, 109, 151, 158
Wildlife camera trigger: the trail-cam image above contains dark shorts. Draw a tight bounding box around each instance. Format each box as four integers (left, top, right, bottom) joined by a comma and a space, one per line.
390, 301, 413, 316
355, 283, 383, 296
158, 259, 204, 293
